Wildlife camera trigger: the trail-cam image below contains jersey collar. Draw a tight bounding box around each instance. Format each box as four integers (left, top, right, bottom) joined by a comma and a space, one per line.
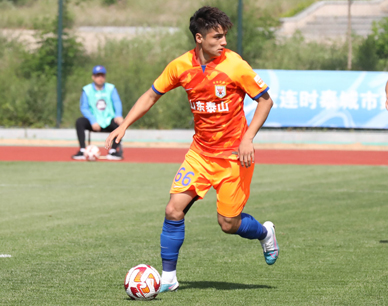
191, 48, 227, 69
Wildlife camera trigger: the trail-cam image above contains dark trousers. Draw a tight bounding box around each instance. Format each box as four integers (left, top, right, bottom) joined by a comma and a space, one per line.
76, 117, 120, 149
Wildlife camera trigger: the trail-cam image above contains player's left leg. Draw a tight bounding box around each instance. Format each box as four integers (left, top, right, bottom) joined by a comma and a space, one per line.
215, 160, 279, 265
217, 213, 278, 265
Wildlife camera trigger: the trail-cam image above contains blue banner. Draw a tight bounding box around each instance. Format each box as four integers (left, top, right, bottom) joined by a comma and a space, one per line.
244, 70, 388, 129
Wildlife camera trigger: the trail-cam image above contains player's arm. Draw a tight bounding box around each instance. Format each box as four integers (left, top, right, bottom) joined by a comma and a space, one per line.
238, 92, 273, 168
385, 80, 388, 111
105, 88, 161, 149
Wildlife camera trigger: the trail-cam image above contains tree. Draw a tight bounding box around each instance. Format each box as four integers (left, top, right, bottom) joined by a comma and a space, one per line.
20, 0, 84, 126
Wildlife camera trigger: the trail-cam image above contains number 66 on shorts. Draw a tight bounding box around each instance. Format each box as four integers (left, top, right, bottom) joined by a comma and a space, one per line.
170, 150, 254, 218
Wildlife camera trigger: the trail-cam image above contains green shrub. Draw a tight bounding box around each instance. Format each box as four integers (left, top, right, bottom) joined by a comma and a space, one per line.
253, 32, 348, 70
0, 0, 33, 6
353, 35, 379, 71
101, 0, 117, 6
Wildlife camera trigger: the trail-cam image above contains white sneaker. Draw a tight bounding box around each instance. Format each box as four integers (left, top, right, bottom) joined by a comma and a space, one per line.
159, 278, 179, 293
259, 221, 279, 265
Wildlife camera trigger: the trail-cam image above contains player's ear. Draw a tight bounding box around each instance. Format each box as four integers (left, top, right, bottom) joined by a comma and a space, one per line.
195, 33, 203, 44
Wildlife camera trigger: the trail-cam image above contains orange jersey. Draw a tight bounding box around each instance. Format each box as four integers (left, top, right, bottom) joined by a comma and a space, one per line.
152, 48, 269, 159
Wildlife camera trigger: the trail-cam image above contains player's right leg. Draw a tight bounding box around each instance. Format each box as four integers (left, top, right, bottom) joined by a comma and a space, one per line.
72, 117, 92, 160
160, 150, 211, 293
160, 190, 197, 293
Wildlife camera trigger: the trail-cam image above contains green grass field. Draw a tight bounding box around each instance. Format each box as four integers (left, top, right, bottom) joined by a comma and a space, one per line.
0, 161, 387, 305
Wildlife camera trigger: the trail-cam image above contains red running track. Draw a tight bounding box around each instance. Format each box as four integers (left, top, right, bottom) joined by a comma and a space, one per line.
0, 146, 387, 165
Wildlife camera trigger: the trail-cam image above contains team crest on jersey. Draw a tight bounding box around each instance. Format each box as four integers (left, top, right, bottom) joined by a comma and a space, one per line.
215, 85, 226, 98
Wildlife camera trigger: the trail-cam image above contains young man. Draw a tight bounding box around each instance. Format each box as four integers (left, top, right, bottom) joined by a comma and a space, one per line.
106, 6, 279, 292
72, 65, 124, 160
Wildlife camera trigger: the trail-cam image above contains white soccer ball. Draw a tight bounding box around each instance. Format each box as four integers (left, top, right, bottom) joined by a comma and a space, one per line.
124, 264, 161, 300
84, 145, 100, 161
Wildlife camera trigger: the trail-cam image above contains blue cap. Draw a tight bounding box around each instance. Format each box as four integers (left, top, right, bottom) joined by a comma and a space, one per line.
92, 65, 106, 75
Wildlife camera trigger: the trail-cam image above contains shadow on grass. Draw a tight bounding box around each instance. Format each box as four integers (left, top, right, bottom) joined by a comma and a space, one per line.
178, 281, 275, 290
122, 281, 275, 301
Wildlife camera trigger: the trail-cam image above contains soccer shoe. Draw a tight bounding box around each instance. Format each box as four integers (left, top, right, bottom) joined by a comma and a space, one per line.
159, 280, 179, 293
259, 221, 279, 265
106, 148, 123, 160
72, 150, 86, 160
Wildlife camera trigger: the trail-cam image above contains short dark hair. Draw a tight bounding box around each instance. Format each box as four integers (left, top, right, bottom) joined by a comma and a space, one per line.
189, 6, 233, 42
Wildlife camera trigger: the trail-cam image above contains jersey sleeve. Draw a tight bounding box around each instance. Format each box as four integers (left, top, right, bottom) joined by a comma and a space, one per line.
235, 61, 269, 100
152, 60, 181, 95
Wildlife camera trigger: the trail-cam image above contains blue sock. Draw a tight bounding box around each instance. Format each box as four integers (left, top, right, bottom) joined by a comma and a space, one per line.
235, 213, 267, 240
160, 218, 185, 272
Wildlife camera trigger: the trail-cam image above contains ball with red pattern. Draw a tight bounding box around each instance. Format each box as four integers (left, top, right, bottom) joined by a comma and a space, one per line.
124, 264, 161, 300
84, 145, 100, 161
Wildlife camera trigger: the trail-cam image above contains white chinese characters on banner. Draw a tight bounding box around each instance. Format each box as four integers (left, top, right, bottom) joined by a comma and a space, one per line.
339, 91, 359, 110
244, 69, 388, 129
319, 90, 338, 110
360, 91, 379, 111
190, 101, 229, 113
274, 90, 384, 111
300, 90, 318, 109
279, 90, 298, 109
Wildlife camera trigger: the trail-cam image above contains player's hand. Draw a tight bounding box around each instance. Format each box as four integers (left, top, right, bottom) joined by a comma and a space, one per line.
238, 138, 255, 168
385, 97, 388, 111
92, 123, 101, 132
114, 116, 124, 125
105, 126, 126, 150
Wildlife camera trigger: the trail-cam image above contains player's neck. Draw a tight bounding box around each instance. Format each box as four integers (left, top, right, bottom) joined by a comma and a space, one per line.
195, 46, 216, 65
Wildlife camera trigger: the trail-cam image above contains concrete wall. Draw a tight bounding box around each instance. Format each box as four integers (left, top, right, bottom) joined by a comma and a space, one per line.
0, 128, 387, 145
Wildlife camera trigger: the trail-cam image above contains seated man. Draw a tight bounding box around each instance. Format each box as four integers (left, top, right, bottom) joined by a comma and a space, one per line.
72, 65, 124, 160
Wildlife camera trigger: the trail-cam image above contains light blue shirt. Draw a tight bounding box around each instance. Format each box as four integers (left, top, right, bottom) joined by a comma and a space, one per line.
80, 83, 122, 125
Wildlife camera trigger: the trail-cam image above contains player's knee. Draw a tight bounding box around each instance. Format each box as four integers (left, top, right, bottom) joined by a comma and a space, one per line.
218, 217, 238, 234
165, 202, 184, 221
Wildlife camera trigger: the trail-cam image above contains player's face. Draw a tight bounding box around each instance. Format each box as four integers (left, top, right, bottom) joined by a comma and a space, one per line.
92, 73, 106, 87
199, 26, 227, 59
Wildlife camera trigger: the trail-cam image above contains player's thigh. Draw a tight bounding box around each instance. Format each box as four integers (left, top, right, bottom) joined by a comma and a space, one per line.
170, 150, 212, 200
215, 161, 254, 218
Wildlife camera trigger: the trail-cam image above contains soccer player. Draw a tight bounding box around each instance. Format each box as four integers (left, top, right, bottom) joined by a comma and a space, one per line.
105, 6, 279, 292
